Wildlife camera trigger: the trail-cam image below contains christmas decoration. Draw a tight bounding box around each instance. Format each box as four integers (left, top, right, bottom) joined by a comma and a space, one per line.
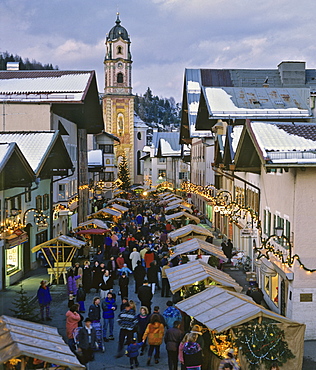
10, 284, 40, 322
210, 331, 236, 359
235, 319, 295, 370
117, 153, 131, 190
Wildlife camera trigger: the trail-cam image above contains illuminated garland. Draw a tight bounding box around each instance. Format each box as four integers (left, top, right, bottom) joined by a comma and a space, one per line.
157, 181, 174, 190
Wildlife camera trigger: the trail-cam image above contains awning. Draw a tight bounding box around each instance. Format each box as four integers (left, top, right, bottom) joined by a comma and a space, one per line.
75, 228, 109, 235
5, 229, 28, 249
169, 224, 214, 242
74, 218, 109, 231
165, 204, 193, 213
31, 235, 85, 253
166, 260, 242, 293
176, 286, 298, 333
0, 315, 85, 369
107, 198, 130, 204
157, 192, 172, 197
168, 198, 183, 205
169, 238, 227, 261
165, 211, 200, 224
110, 203, 129, 212
89, 207, 122, 218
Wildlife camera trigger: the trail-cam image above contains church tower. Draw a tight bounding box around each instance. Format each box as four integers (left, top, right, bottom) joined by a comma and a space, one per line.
103, 13, 135, 183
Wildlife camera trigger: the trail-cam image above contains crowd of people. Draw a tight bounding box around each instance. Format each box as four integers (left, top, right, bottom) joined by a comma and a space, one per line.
35, 195, 251, 370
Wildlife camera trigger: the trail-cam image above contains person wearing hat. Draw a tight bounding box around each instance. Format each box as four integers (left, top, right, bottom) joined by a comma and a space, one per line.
77, 317, 97, 364
218, 349, 240, 370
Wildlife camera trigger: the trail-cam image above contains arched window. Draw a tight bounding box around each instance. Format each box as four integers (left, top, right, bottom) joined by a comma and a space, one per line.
106, 159, 110, 164
117, 72, 123, 83
117, 46, 122, 54
137, 150, 142, 175
137, 132, 142, 140
117, 113, 124, 135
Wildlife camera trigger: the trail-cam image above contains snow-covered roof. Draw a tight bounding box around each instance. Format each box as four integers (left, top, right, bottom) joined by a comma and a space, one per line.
0, 132, 57, 173
0, 71, 93, 102
250, 121, 316, 164
88, 149, 103, 166
203, 86, 311, 119
134, 113, 149, 128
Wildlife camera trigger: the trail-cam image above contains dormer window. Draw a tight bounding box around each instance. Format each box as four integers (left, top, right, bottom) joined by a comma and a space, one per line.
117, 46, 122, 54
117, 72, 123, 83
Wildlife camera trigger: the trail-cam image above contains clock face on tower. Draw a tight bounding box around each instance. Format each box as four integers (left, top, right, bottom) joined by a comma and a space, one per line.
118, 62, 123, 69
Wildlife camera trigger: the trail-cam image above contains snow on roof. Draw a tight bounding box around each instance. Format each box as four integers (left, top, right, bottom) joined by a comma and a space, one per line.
0, 144, 11, 167
231, 126, 244, 153
0, 72, 92, 102
204, 87, 311, 118
251, 121, 316, 162
0, 132, 56, 172
88, 149, 103, 166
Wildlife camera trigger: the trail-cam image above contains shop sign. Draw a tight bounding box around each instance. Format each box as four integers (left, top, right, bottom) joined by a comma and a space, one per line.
6, 228, 28, 248
241, 227, 257, 238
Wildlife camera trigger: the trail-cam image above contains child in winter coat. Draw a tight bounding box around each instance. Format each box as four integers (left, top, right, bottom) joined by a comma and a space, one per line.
126, 338, 143, 369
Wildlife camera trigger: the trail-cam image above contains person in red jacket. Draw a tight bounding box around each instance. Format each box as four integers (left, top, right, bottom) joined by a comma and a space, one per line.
66, 304, 81, 352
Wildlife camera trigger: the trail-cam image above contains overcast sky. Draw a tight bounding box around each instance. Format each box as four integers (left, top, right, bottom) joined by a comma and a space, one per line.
1, 0, 316, 102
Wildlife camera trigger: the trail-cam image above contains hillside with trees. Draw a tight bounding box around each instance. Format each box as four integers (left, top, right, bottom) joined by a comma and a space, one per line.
0, 51, 58, 70
134, 87, 181, 127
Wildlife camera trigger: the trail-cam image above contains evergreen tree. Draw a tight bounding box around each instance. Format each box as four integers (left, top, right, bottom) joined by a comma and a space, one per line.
117, 153, 131, 190
10, 284, 40, 322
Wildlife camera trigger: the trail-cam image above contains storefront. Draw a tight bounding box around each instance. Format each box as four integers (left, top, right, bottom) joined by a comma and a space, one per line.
5, 229, 28, 287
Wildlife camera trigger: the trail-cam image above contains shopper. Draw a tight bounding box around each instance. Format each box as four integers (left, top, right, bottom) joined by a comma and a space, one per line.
77, 317, 97, 364
101, 291, 117, 342
165, 320, 183, 370
126, 337, 143, 369
36, 280, 52, 321
142, 314, 165, 365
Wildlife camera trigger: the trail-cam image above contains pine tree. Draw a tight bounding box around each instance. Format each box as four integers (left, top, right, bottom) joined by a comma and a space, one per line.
10, 284, 40, 322
117, 153, 131, 190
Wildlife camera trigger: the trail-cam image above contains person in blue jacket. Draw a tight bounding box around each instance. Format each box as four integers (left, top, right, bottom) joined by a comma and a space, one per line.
101, 291, 117, 341
126, 337, 143, 369
36, 280, 52, 321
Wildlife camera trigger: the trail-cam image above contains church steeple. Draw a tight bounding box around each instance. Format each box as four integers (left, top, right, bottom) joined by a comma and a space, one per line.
104, 14, 132, 95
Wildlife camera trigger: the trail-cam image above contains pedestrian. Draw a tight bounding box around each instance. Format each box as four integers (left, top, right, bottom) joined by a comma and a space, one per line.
99, 270, 114, 299
76, 284, 86, 313
116, 253, 125, 270
120, 297, 129, 311
136, 306, 150, 356
88, 297, 101, 323
250, 285, 264, 305
74, 262, 83, 289
179, 333, 190, 370
183, 333, 203, 370
147, 260, 159, 295
36, 280, 52, 321
137, 280, 153, 314
91, 261, 102, 293
82, 260, 91, 293
126, 337, 143, 369
107, 255, 119, 277
77, 317, 97, 364
129, 247, 141, 270
144, 248, 155, 270
116, 302, 138, 358
119, 272, 129, 299
101, 291, 117, 342
142, 313, 165, 365
165, 320, 183, 370
163, 301, 182, 329
66, 304, 81, 352
119, 263, 133, 277
133, 260, 146, 293
161, 261, 172, 297
218, 349, 240, 370
67, 267, 81, 296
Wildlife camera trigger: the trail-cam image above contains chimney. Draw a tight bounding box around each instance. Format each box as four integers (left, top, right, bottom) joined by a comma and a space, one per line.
278, 61, 306, 86
6, 62, 20, 71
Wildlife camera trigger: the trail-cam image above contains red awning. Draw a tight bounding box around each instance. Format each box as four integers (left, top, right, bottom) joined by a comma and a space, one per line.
75, 228, 109, 235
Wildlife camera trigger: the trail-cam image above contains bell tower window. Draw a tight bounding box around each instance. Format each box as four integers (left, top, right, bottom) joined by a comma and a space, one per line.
117, 46, 122, 54
117, 72, 123, 83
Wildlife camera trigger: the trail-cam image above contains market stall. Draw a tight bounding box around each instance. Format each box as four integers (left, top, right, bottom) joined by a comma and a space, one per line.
169, 237, 227, 262
31, 235, 85, 284
74, 218, 109, 231
165, 203, 193, 213
89, 207, 122, 223
168, 224, 214, 243
176, 286, 305, 370
166, 260, 242, 299
165, 211, 200, 225
107, 198, 130, 205
109, 203, 129, 213
0, 315, 85, 370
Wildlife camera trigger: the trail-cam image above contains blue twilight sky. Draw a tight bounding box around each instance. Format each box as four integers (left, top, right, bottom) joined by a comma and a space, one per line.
1, 0, 316, 102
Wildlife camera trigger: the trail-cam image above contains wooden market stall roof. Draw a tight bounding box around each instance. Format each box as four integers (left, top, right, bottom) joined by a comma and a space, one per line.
176, 285, 299, 333
110, 203, 129, 212
107, 197, 130, 204
166, 260, 242, 293
165, 204, 193, 213
73, 218, 109, 231
157, 192, 172, 197
0, 315, 85, 369
169, 224, 214, 242
170, 238, 228, 261
89, 207, 122, 218
31, 235, 85, 253
165, 211, 200, 224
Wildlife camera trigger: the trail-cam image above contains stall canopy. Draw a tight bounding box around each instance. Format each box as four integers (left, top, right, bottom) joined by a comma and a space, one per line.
75, 229, 108, 235
110, 203, 129, 213
166, 260, 242, 293
165, 204, 193, 213
74, 218, 109, 231
165, 211, 200, 224
157, 192, 172, 197
107, 197, 130, 204
0, 315, 85, 369
89, 207, 122, 218
169, 224, 214, 242
170, 238, 228, 261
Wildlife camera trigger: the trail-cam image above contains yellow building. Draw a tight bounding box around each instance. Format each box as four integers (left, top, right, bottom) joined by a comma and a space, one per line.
103, 14, 135, 183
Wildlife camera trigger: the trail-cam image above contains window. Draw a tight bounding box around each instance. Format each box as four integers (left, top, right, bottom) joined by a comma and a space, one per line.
117, 46, 122, 54
58, 184, 66, 200
99, 144, 114, 154
117, 72, 123, 83
158, 170, 166, 179
102, 172, 114, 182
106, 159, 111, 164
43, 194, 49, 211
36, 195, 42, 211
25, 187, 31, 203
137, 132, 142, 140
137, 150, 142, 175
179, 172, 188, 180
158, 157, 166, 163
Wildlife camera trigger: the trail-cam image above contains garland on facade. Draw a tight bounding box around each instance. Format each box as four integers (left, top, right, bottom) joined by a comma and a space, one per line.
235, 320, 295, 370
